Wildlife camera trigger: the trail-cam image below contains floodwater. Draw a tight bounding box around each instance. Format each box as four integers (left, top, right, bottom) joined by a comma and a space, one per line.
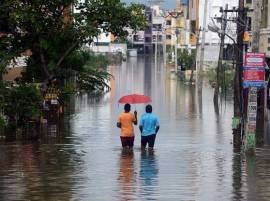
1, 56, 270, 201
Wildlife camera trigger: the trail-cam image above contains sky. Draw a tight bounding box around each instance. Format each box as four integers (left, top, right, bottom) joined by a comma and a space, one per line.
121, 0, 183, 11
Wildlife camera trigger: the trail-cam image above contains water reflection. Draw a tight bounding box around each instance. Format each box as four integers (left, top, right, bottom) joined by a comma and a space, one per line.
2, 56, 270, 200
0, 142, 81, 201
118, 149, 135, 201
139, 150, 158, 200
231, 149, 270, 201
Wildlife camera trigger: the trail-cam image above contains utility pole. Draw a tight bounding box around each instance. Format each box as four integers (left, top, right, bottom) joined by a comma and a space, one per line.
233, 0, 246, 148
252, 0, 264, 145
199, 0, 208, 72
175, 29, 179, 73
155, 30, 158, 66
198, 0, 208, 87
214, 4, 228, 107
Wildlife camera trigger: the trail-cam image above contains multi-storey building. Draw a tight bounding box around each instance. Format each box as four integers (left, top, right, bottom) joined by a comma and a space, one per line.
197, 0, 238, 65
245, 0, 269, 61
130, 5, 165, 54
260, 0, 270, 59
199, 0, 238, 45
164, 0, 190, 48
152, 6, 165, 54
188, 0, 199, 46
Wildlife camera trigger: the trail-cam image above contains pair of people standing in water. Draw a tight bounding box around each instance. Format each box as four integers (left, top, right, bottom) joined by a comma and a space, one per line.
117, 103, 160, 150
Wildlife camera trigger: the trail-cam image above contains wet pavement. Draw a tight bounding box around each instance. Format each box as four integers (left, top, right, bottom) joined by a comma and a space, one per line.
1, 56, 270, 200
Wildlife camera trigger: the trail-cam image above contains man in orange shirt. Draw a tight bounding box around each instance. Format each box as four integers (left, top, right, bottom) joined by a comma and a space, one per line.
117, 103, 137, 149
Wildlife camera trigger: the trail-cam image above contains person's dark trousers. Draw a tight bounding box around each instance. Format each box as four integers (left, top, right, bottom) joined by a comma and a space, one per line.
141, 134, 156, 148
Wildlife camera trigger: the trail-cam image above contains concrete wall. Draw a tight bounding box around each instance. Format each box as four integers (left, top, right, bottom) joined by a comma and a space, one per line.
90, 43, 127, 55
199, 0, 238, 45
260, 29, 270, 57
3, 67, 24, 81
196, 44, 220, 68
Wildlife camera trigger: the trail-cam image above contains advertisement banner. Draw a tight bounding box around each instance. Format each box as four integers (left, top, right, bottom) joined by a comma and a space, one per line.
244, 52, 265, 67
243, 52, 265, 88
243, 70, 264, 81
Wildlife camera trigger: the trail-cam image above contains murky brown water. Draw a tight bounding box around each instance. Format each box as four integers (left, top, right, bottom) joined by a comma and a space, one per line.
1, 56, 270, 200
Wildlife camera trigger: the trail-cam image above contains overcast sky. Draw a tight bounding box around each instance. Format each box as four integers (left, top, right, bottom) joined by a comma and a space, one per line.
121, 0, 176, 11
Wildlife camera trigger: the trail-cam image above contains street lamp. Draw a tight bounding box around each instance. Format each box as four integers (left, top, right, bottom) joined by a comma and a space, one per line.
169, 11, 183, 73
175, 29, 180, 73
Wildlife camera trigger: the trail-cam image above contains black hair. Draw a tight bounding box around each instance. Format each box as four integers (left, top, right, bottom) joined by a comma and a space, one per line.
145, 104, 152, 113
124, 103, 131, 112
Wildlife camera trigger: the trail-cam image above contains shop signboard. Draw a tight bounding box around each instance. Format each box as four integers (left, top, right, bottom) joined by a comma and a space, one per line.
245, 87, 257, 150
243, 52, 265, 88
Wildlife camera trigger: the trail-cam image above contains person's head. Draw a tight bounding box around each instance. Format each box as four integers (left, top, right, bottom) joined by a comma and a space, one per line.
145, 104, 152, 113
124, 103, 131, 112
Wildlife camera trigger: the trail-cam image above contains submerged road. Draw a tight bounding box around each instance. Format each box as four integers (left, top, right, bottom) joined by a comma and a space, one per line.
1, 56, 270, 200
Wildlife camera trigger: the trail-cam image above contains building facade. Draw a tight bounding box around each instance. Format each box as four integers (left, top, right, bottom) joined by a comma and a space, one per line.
189, 0, 199, 46
260, 0, 270, 58
129, 5, 166, 54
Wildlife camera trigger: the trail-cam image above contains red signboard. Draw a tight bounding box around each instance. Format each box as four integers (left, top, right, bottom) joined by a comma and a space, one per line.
244, 52, 265, 67
243, 70, 264, 81
243, 52, 265, 88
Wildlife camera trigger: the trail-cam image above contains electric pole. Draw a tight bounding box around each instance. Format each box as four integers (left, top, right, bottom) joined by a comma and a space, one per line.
252, 0, 264, 145
198, 0, 208, 86
214, 4, 228, 108
233, 0, 246, 148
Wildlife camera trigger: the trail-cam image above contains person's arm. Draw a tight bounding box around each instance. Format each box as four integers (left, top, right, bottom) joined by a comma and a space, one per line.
139, 115, 143, 133
139, 125, 143, 133
155, 125, 160, 134
155, 117, 160, 134
133, 110, 137, 125
117, 122, 121, 128
117, 116, 121, 128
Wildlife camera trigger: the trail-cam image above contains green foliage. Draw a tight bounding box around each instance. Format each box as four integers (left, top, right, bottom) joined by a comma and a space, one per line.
177, 49, 196, 70
76, 52, 111, 92
0, 0, 145, 83
3, 84, 42, 126
0, 82, 7, 128
206, 63, 234, 92
0, 1, 145, 129
0, 115, 7, 128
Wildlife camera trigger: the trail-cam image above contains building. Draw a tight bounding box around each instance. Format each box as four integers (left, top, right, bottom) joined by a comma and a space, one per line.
260, 0, 270, 59
164, 0, 190, 47
152, 5, 165, 54
189, 0, 199, 46
129, 5, 166, 54
128, 5, 153, 54
199, 0, 238, 44
198, 0, 238, 65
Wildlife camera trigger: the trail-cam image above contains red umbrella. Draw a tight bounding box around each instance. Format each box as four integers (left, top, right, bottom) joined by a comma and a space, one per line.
118, 94, 151, 104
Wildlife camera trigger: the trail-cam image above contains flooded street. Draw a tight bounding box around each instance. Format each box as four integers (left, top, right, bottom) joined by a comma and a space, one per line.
1, 56, 270, 200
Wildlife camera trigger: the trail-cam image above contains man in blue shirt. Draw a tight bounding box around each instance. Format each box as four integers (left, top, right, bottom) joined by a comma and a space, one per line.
139, 104, 160, 150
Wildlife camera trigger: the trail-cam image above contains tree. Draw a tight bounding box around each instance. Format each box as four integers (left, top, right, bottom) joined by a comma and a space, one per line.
0, 0, 146, 85
177, 49, 195, 70
0, 1, 146, 131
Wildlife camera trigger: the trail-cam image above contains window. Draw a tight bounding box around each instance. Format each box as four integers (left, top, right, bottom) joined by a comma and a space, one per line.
246, 0, 252, 4
247, 17, 252, 31
166, 20, 171, 25
268, 47, 270, 51
145, 37, 152, 43
166, 35, 171, 40
190, 20, 196, 34
268, 38, 270, 44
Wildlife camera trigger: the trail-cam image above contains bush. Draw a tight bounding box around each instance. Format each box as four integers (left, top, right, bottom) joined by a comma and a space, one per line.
177, 49, 196, 70
206, 63, 234, 92
4, 84, 42, 127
